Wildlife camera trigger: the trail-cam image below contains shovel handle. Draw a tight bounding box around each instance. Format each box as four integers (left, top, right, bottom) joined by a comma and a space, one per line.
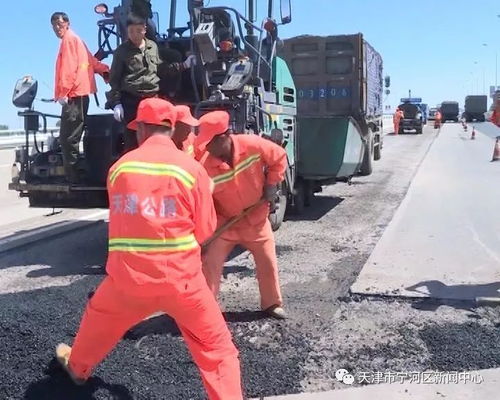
201, 199, 267, 250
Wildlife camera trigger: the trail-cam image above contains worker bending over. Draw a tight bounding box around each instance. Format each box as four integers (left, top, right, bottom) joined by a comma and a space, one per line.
393, 108, 404, 135
173, 105, 198, 157
55, 99, 243, 400
197, 111, 288, 319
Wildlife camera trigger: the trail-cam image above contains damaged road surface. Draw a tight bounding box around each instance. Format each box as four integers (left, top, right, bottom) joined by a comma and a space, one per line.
2, 124, 500, 399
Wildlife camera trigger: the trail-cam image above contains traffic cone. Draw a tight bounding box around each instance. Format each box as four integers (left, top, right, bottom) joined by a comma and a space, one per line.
470, 127, 475, 140
464, 124, 468, 132
492, 137, 500, 162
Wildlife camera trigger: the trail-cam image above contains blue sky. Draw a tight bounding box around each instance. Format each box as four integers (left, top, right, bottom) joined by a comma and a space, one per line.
1, 0, 499, 128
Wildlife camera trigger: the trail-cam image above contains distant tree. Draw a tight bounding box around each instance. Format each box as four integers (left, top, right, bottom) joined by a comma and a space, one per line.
0, 124, 9, 130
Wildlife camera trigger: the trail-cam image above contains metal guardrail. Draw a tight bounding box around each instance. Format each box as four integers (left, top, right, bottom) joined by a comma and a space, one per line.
0, 128, 59, 137
0, 129, 59, 150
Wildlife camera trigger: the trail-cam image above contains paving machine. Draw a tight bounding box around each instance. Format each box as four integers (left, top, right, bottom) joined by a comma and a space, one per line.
9, 0, 296, 230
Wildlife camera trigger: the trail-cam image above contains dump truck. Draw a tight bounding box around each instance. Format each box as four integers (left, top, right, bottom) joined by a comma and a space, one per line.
463, 95, 487, 122
279, 33, 385, 203
440, 101, 459, 122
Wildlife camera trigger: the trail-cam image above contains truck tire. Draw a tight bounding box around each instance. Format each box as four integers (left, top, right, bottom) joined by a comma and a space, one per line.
289, 180, 305, 215
359, 138, 373, 176
269, 183, 288, 231
416, 126, 423, 135
373, 134, 382, 161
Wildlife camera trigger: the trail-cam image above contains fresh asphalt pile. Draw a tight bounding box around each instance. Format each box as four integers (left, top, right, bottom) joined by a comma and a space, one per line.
2, 126, 500, 399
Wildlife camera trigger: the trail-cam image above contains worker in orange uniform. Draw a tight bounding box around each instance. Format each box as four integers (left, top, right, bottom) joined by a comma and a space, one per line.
55, 99, 243, 400
491, 102, 500, 127
173, 105, 198, 156
434, 110, 442, 129
196, 111, 288, 319
393, 108, 404, 135
51, 12, 109, 183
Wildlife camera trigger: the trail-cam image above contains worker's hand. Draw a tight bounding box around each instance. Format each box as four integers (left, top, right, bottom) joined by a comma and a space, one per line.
263, 184, 279, 202
113, 104, 124, 122
183, 54, 197, 69
57, 97, 68, 106
102, 71, 110, 84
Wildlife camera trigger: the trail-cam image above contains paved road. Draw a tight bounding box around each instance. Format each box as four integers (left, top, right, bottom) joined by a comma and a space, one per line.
352, 122, 500, 300
1, 124, 500, 399
0, 148, 52, 226
0, 148, 107, 249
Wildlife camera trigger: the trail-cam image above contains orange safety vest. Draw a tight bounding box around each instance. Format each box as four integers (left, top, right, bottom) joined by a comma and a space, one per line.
201, 134, 287, 230
106, 134, 216, 297
54, 29, 109, 99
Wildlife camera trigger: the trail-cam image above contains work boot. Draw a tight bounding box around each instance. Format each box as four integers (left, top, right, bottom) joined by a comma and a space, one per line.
55, 343, 86, 386
264, 305, 287, 320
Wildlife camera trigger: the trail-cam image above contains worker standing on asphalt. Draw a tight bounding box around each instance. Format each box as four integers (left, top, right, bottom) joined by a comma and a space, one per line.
196, 111, 288, 319
173, 105, 198, 157
55, 98, 243, 400
435, 110, 442, 129
51, 12, 110, 183
107, 14, 196, 153
393, 108, 404, 135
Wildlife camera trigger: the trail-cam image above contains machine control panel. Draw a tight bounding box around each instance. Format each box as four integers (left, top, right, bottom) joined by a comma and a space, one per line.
221, 58, 253, 93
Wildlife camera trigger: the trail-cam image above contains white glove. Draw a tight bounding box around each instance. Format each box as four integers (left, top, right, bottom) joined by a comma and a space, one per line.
113, 104, 124, 122
183, 54, 197, 69
57, 97, 68, 106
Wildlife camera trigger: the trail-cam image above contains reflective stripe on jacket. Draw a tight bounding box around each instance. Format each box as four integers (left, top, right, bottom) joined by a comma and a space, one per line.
106, 135, 216, 296
202, 134, 287, 231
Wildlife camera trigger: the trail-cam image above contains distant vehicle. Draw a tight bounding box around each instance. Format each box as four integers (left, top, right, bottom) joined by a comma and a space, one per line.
398, 102, 423, 134
428, 108, 438, 120
440, 101, 459, 122
463, 95, 487, 122
419, 103, 429, 124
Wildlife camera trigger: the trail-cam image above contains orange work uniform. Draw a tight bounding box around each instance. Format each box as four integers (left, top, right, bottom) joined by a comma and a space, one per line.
491, 107, 500, 127
174, 105, 199, 157
54, 28, 109, 99
181, 132, 196, 156
393, 109, 404, 135
67, 127, 242, 398
201, 131, 287, 310
435, 111, 442, 129
54, 28, 109, 181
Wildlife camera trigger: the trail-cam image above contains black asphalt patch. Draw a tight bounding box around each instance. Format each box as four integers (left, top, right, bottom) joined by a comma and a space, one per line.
420, 322, 500, 371
0, 276, 310, 399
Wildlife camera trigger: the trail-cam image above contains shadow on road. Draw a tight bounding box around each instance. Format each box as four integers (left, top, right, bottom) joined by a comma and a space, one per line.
124, 313, 182, 340
222, 265, 253, 279
406, 280, 500, 311
24, 359, 133, 400
286, 195, 343, 222
124, 310, 271, 341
